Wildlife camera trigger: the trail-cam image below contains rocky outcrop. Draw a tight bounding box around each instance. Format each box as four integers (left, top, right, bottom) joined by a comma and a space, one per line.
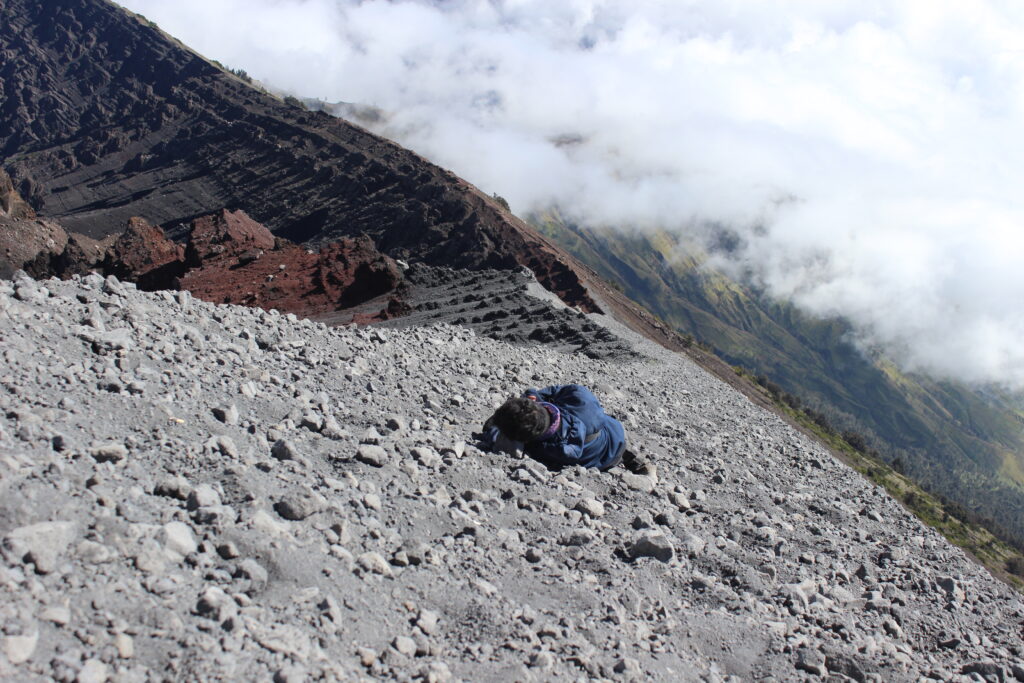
0, 218, 67, 280
178, 210, 403, 319
0, 170, 34, 220
0, 170, 76, 279
183, 210, 276, 268
0, 200, 405, 321
104, 217, 185, 290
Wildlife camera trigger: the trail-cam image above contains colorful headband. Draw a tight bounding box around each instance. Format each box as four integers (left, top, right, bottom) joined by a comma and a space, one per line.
537, 402, 561, 440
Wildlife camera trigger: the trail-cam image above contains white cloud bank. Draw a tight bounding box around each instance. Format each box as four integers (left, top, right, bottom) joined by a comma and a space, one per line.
121, 0, 1024, 387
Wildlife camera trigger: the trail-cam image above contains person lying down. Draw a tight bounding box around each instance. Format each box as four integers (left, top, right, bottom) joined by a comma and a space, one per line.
480, 383, 653, 475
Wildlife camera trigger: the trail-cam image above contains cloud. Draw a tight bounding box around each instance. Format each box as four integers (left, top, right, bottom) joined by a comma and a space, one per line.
121, 0, 1024, 387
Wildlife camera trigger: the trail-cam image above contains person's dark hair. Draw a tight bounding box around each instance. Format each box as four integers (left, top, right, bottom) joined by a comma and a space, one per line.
491, 397, 549, 442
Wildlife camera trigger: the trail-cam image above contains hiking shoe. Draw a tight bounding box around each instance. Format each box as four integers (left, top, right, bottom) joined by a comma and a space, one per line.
622, 450, 656, 479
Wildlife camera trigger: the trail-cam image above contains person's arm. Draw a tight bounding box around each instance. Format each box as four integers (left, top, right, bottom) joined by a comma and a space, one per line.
523, 385, 570, 402
477, 415, 500, 450
528, 439, 583, 466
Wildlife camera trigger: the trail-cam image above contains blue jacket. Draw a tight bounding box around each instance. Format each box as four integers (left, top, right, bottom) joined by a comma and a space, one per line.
486, 384, 626, 470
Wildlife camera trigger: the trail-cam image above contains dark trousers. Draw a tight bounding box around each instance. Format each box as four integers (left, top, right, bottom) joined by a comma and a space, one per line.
601, 441, 628, 471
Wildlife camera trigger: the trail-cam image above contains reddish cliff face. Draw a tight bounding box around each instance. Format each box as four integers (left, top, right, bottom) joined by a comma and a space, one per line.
0, 198, 405, 321
0, 169, 77, 279
105, 216, 185, 289
177, 210, 403, 319
0, 171, 35, 221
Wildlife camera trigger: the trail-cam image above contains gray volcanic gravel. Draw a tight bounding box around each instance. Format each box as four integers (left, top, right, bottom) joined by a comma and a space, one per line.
1, 271, 1023, 682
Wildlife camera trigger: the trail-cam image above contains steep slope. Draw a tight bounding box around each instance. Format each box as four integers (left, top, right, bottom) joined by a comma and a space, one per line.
532, 212, 1024, 545
0, 0, 596, 312
2, 272, 1024, 681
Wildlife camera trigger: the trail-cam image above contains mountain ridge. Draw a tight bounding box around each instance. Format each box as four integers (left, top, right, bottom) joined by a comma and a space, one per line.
0, 0, 605, 316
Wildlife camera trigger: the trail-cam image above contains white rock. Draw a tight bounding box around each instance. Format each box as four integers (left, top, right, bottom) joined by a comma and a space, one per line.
416, 609, 440, 635
3, 631, 38, 664
357, 552, 392, 576
575, 498, 606, 518
76, 659, 108, 683
250, 509, 292, 536
88, 441, 128, 463
2, 520, 77, 574
41, 605, 71, 626
161, 521, 198, 557
115, 633, 134, 659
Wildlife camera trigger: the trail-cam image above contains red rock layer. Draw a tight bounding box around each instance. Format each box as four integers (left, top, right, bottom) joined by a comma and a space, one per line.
1, 198, 405, 322
176, 210, 402, 319
105, 217, 185, 290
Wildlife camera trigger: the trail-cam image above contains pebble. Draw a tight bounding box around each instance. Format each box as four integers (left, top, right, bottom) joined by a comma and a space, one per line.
795, 647, 826, 675
162, 521, 198, 557
680, 533, 707, 557
217, 542, 240, 559
115, 633, 135, 658
89, 441, 128, 463
2, 631, 38, 664
575, 498, 605, 518
393, 635, 417, 656
274, 491, 323, 520
76, 659, 109, 683
355, 444, 389, 467
628, 531, 674, 562
416, 609, 440, 635
613, 657, 643, 678
213, 404, 239, 425
41, 606, 71, 625
187, 484, 222, 510
357, 552, 393, 576
271, 439, 300, 461
2, 520, 77, 574
560, 530, 595, 546
528, 651, 554, 669
620, 472, 655, 493
154, 476, 192, 500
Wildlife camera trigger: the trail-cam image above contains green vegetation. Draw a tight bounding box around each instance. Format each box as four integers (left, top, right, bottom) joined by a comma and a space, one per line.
229, 68, 253, 84
491, 194, 510, 212
132, 13, 158, 29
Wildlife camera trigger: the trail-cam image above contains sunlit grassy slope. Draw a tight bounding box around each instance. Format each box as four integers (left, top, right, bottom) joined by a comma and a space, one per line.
532, 210, 1024, 547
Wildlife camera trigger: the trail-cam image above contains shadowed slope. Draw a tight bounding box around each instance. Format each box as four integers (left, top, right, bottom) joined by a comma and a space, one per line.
0, 0, 598, 312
